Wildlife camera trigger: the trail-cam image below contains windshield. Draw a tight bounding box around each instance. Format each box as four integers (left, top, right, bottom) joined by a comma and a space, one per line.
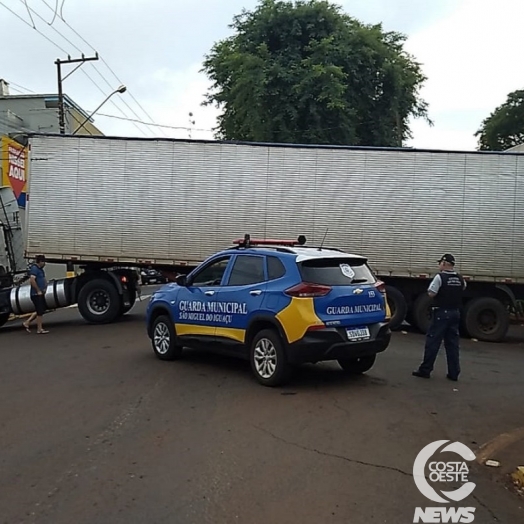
298, 257, 376, 286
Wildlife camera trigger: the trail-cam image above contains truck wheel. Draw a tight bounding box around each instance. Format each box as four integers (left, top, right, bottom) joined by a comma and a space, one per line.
384, 285, 407, 331
463, 297, 509, 342
338, 354, 376, 374
250, 329, 291, 387
151, 315, 183, 360
412, 293, 433, 334
78, 279, 121, 324
0, 313, 9, 328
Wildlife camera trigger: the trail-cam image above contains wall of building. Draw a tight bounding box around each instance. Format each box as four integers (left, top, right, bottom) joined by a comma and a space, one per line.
0, 96, 103, 136
0, 97, 58, 134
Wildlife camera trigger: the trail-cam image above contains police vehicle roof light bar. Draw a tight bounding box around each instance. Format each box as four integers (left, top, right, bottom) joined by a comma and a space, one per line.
233, 234, 307, 248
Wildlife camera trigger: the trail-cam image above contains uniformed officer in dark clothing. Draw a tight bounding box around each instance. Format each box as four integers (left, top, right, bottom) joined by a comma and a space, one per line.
413, 254, 466, 381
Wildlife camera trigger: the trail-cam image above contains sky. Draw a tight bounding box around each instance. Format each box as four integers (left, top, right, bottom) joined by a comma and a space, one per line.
1, 0, 522, 150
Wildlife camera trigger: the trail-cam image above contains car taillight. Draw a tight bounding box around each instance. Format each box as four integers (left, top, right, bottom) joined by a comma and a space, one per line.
307, 324, 325, 332
285, 282, 332, 297
374, 280, 386, 293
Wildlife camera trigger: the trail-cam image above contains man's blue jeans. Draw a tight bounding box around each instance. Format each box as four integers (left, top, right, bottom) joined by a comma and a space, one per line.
419, 307, 461, 379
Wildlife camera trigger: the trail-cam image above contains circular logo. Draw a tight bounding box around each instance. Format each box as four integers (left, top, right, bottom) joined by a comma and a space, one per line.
413, 440, 476, 503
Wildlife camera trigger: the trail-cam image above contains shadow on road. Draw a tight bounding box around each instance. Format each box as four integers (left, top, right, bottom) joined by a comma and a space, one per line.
157, 347, 388, 392
395, 322, 524, 345
2, 311, 145, 333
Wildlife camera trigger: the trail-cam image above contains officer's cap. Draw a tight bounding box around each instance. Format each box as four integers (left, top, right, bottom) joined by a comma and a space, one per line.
438, 254, 455, 265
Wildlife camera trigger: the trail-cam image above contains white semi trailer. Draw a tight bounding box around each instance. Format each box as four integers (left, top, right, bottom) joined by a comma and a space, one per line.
1, 133, 522, 342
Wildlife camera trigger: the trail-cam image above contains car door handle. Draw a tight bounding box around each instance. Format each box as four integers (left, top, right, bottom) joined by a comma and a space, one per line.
204, 290, 216, 296
250, 290, 262, 296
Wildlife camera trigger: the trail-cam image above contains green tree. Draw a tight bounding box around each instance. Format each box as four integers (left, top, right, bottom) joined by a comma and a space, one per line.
201, 0, 430, 146
475, 90, 524, 151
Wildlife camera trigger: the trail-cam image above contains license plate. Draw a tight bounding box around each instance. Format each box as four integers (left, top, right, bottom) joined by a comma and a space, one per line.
346, 327, 370, 341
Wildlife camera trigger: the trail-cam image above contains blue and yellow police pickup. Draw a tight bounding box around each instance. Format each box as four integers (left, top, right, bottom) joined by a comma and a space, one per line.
146, 235, 392, 386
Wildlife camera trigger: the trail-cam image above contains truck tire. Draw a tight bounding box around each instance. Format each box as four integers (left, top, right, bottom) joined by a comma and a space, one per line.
78, 278, 121, 324
0, 313, 9, 328
463, 297, 509, 342
412, 293, 434, 334
384, 285, 407, 331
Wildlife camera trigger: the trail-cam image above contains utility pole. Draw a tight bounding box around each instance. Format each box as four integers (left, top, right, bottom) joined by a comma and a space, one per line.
55, 53, 99, 134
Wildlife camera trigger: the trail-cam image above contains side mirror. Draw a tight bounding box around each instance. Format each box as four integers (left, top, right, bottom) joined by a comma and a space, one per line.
175, 274, 187, 286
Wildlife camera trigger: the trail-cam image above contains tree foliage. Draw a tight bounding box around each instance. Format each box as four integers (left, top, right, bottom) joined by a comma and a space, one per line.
475, 90, 524, 151
201, 0, 430, 146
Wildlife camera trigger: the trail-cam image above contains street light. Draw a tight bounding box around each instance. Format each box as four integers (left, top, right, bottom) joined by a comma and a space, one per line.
72, 84, 127, 135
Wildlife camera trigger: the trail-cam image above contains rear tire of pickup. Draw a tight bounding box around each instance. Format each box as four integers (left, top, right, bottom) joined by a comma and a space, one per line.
151, 315, 183, 360
385, 285, 407, 331
463, 297, 509, 342
250, 329, 291, 387
338, 354, 376, 374
0, 313, 9, 328
412, 293, 434, 334
78, 279, 121, 324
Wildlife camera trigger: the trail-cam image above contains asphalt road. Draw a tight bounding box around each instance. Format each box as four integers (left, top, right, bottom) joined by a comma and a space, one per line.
1, 290, 523, 524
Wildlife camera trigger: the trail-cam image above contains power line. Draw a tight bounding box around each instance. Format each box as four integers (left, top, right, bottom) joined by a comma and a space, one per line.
19, 107, 215, 134
7, 0, 150, 137
5, 86, 26, 95
38, 0, 167, 138
3, 1, 170, 139
0, 1, 69, 54
4, 80, 36, 94
42, 0, 167, 135
16, 0, 152, 138
48, 0, 59, 25
102, 60, 168, 136
92, 112, 214, 133
2, 3, 196, 139
22, 0, 36, 27
67, 108, 93, 136
77, 71, 149, 137
20, 0, 82, 54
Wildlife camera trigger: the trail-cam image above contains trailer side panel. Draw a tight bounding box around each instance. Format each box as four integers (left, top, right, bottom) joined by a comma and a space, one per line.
25, 135, 524, 281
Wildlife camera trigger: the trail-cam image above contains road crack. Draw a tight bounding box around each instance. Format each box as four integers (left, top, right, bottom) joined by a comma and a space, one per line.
471, 493, 500, 522
330, 397, 352, 418
253, 425, 412, 477
25, 379, 166, 523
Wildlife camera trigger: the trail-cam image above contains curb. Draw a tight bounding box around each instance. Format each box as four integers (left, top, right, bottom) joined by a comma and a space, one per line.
476, 427, 524, 464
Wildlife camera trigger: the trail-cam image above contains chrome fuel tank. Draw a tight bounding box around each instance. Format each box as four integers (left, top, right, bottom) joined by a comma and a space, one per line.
10, 279, 72, 315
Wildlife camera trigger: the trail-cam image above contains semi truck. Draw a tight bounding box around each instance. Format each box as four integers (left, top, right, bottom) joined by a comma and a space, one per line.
0, 182, 139, 328
1, 133, 523, 342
